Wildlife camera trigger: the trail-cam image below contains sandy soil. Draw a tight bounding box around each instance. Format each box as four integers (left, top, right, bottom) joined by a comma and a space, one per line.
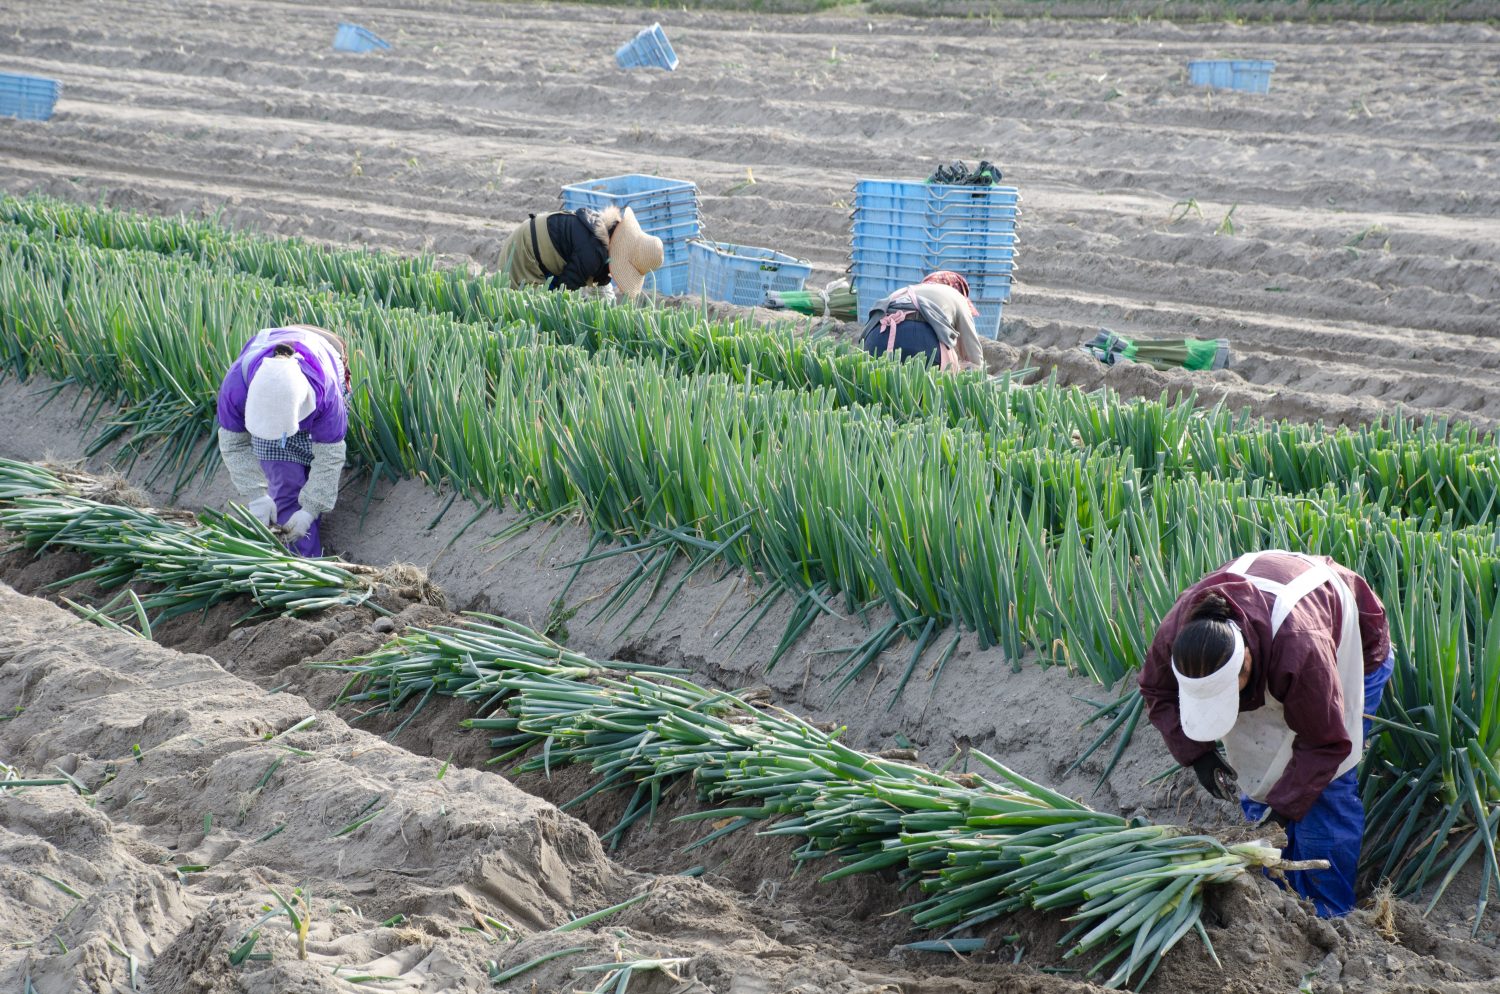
3, 583, 1062, 994
0, 1, 1496, 429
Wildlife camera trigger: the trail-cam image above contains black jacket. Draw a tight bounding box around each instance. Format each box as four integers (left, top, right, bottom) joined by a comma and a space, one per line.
545, 209, 611, 290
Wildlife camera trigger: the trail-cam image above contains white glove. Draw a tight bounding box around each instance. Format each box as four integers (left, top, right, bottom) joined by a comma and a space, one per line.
286, 509, 316, 541
245, 494, 277, 525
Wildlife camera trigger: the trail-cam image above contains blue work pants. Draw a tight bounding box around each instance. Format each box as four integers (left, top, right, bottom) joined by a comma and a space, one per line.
1241, 651, 1394, 917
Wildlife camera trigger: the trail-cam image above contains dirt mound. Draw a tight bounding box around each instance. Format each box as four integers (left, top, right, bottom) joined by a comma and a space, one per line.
3, 583, 1098, 993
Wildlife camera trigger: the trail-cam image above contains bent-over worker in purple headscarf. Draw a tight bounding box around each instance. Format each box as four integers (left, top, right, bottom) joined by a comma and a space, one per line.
216, 325, 350, 557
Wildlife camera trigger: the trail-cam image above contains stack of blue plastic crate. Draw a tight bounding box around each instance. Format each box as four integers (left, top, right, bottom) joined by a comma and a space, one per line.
850, 179, 1020, 339
614, 24, 679, 71
560, 174, 700, 296
0, 73, 62, 121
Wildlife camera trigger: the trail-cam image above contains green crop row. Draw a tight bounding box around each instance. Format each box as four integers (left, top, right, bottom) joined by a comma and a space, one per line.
4, 194, 1497, 527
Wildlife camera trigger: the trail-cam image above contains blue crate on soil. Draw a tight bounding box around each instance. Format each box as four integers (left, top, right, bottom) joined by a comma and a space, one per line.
686, 240, 811, 307
615, 23, 679, 71
561, 173, 698, 217
333, 23, 390, 53
0, 73, 62, 121
561, 174, 700, 294
1187, 59, 1275, 94
851, 176, 1020, 338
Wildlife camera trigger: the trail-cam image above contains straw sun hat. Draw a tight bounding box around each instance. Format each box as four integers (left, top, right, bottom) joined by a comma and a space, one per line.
608, 207, 664, 300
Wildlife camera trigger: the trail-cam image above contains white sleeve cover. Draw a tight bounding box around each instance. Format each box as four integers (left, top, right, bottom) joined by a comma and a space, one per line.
217, 428, 267, 498
298, 440, 347, 517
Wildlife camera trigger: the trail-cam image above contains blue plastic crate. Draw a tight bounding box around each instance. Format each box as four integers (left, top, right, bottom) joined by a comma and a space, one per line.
852, 228, 1020, 255
646, 260, 689, 295
851, 264, 1013, 304
686, 240, 811, 307
615, 23, 679, 72
0, 73, 62, 121
333, 23, 389, 53
851, 249, 1017, 280
855, 179, 1021, 211
972, 300, 1005, 340
851, 195, 1021, 218
852, 248, 1018, 273
1187, 59, 1274, 94
851, 212, 1019, 237
561, 173, 698, 216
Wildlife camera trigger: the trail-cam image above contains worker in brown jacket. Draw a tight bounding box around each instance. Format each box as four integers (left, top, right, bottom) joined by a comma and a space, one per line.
1138, 550, 1394, 917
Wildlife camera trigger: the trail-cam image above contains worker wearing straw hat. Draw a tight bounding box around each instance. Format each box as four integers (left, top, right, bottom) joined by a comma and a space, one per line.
1139, 551, 1395, 917
858, 271, 985, 372
498, 204, 663, 300
216, 325, 351, 557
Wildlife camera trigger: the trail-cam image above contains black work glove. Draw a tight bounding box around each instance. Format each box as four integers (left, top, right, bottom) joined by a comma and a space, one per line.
1267, 809, 1292, 829
1191, 751, 1238, 801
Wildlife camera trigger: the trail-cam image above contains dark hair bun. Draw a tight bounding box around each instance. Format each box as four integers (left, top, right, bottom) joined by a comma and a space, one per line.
1188, 591, 1234, 623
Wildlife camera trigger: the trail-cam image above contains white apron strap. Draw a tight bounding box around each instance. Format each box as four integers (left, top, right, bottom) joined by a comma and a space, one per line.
1218, 552, 1366, 802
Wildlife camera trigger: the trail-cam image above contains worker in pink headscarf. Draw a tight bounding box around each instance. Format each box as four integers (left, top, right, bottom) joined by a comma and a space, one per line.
858, 271, 985, 372
215, 325, 350, 557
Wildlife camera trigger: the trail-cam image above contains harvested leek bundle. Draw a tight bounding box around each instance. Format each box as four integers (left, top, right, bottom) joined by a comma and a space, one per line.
326, 613, 678, 721
334, 616, 1314, 989
0, 459, 398, 621
764, 280, 859, 321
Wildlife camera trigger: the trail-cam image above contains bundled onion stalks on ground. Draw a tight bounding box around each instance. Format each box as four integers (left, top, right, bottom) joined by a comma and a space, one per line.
0, 459, 425, 621
329, 614, 1317, 989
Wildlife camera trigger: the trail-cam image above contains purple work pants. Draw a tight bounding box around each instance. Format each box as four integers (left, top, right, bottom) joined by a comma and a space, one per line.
261, 460, 321, 557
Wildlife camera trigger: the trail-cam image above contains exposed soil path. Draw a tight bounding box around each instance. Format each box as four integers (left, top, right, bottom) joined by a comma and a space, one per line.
0, 1, 1495, 427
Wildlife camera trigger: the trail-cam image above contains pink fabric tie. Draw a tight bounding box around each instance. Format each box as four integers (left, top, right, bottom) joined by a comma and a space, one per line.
878, 289, 957, 371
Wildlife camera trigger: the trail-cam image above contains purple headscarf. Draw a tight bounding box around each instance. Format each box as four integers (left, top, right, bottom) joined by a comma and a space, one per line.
217, 327, 348, 443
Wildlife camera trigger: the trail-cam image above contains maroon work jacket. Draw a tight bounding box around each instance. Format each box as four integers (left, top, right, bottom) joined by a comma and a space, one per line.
1138, 553, 1391, 820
